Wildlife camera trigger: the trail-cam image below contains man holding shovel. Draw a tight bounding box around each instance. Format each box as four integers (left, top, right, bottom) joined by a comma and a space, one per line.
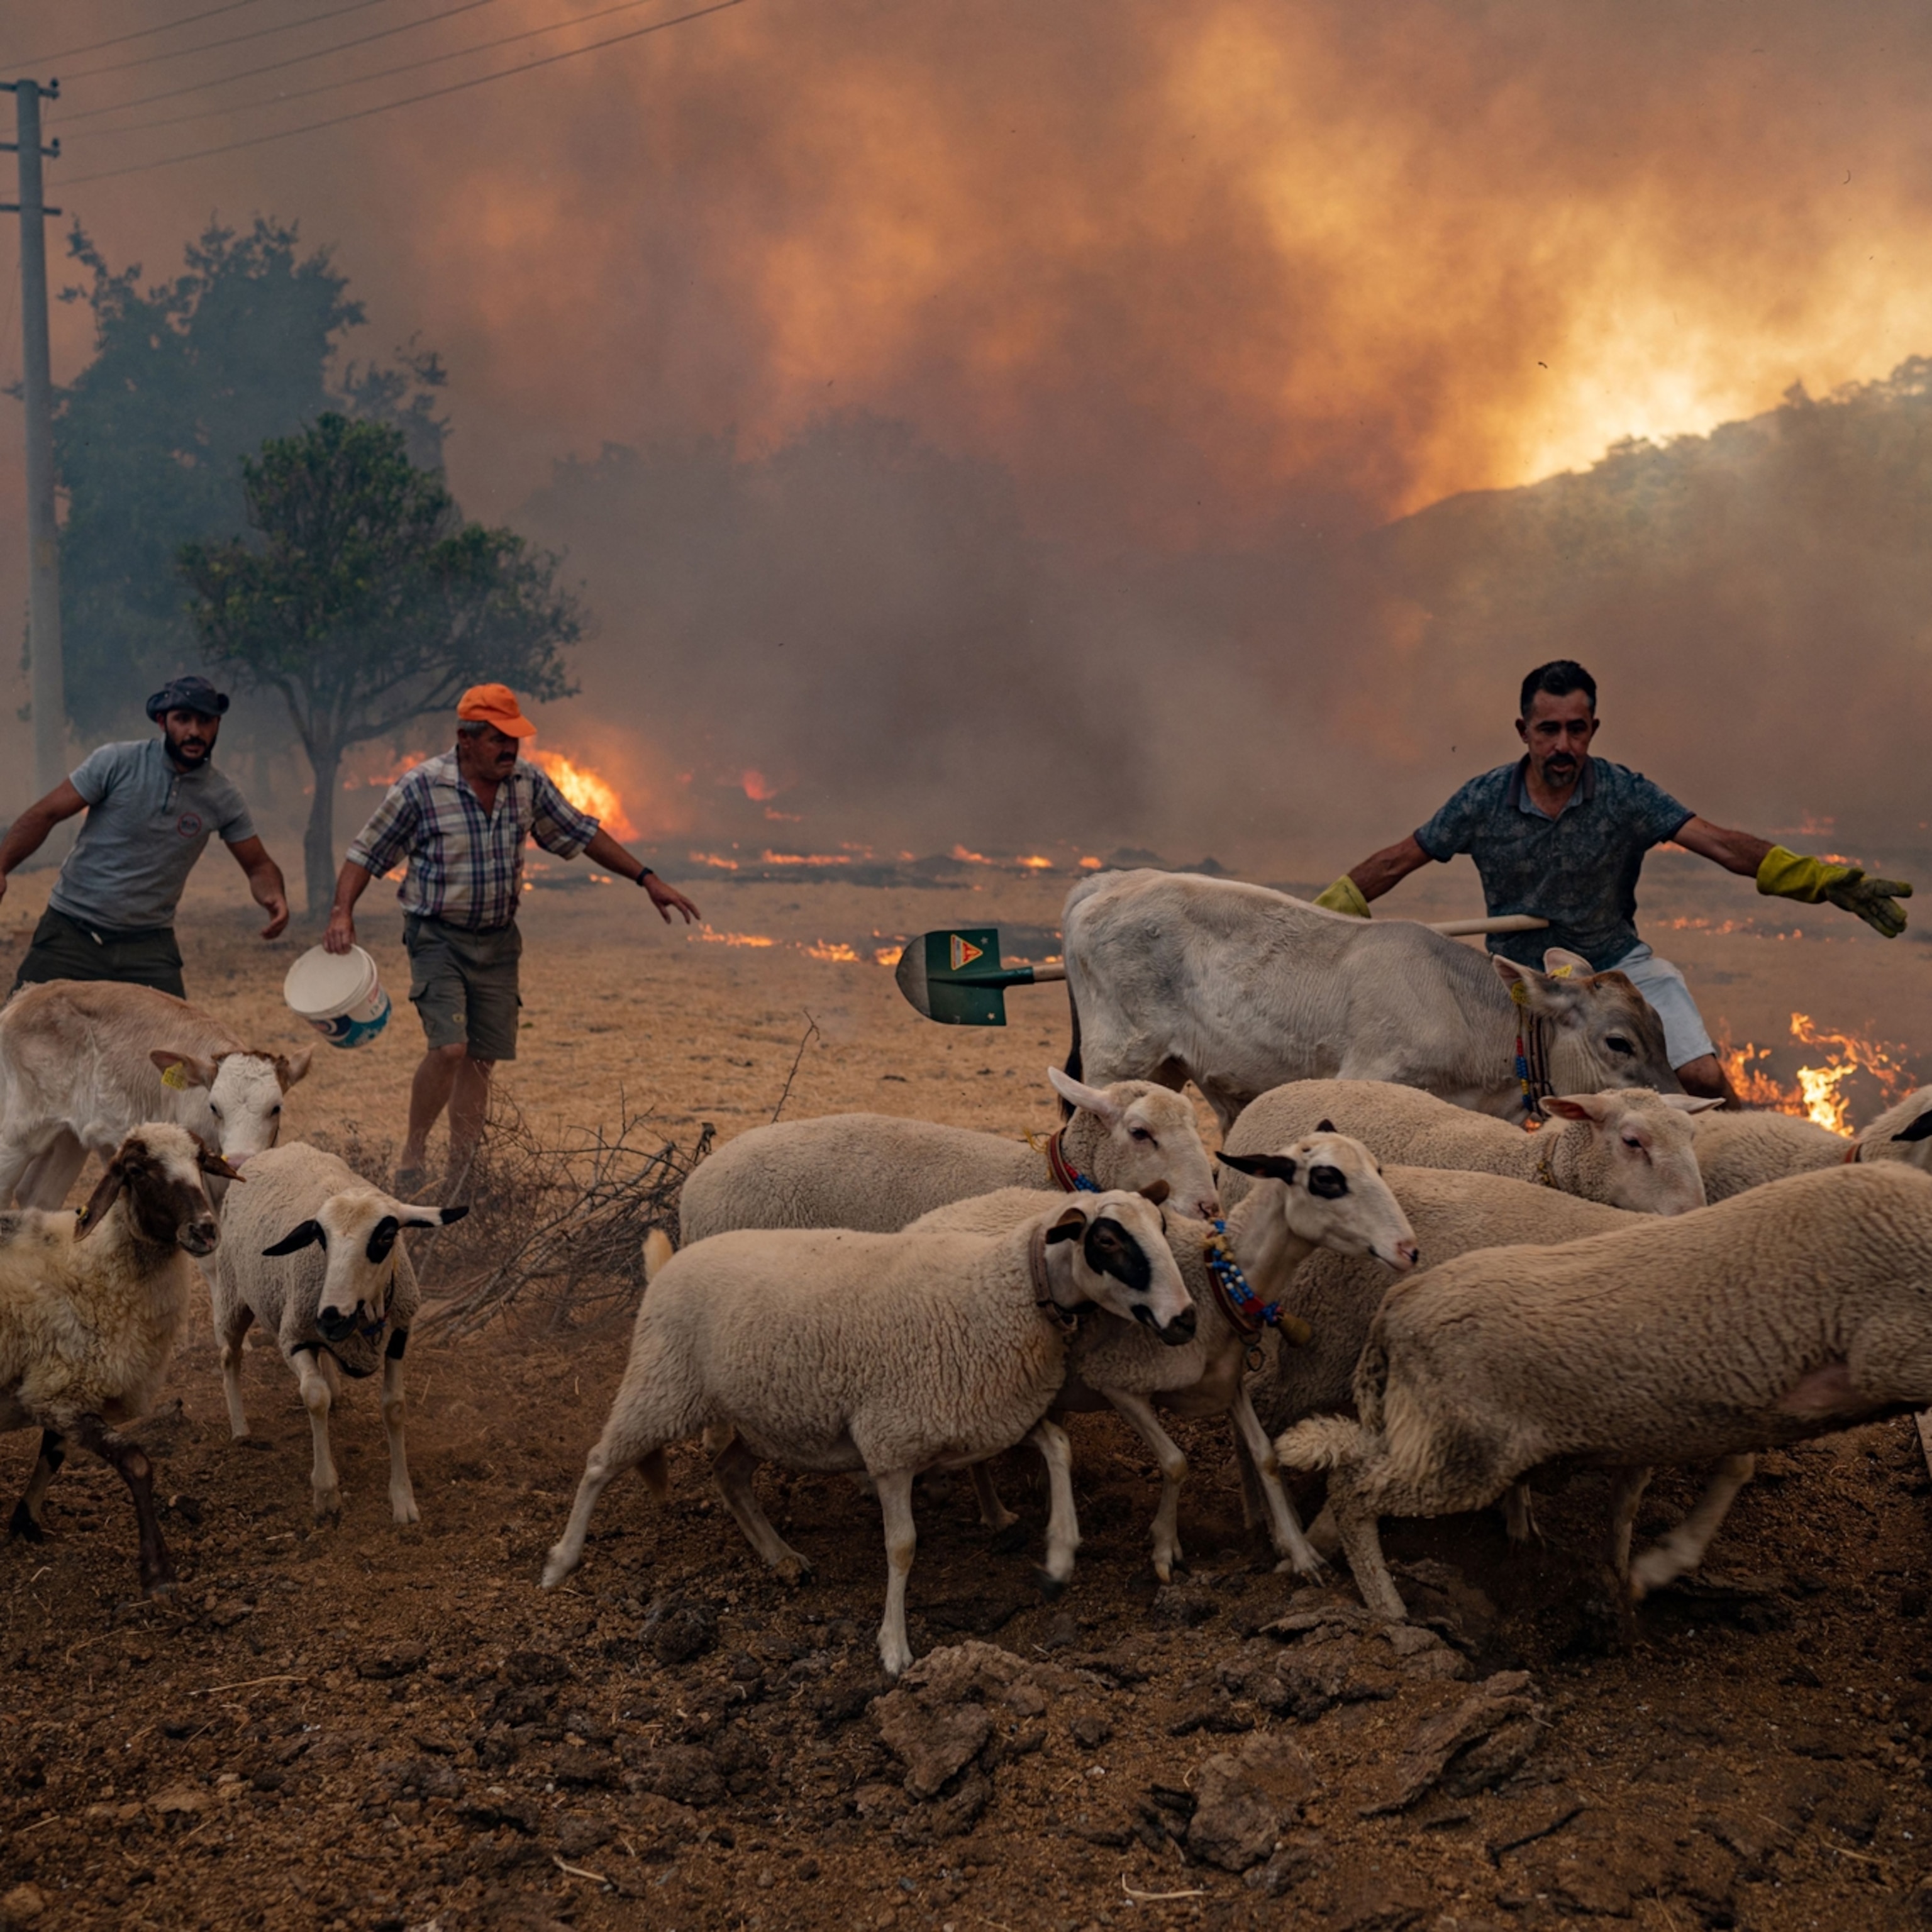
1313, 658, 1911, 1106
325, 685, 700, 1192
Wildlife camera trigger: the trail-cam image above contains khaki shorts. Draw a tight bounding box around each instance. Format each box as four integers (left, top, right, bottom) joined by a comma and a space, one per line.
404, 914, 522, 1061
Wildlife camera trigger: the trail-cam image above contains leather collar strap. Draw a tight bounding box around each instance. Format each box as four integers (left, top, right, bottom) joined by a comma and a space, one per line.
1843, 1141, 1864, 1165
1045, 1130, 1100, 1196
1028, 1223, 1081, 1333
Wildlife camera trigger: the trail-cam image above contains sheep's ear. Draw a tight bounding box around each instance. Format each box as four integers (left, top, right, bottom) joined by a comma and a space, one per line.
1893, 1108, 1932, 1143
197, 1144, 245, 1181
150, 1049, 217, 1091
1137, 1180, 1170, 1205
1314, 1118, 1336, 1134
1658, 1094, 1725, 1114
262, 1219, 325, 1257
1538, 1094, 1609, 1124
392, 1202, 467, 1228
75, 1160, 128, 1240
1047, 1066, 1123, 1124
1218, 1150, 1298, 1184
275, 1048, 314, 1091
1043, 1204, 1089, 1245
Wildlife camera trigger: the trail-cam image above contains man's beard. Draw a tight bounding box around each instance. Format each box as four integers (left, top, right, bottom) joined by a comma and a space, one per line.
169, 739, 211, 769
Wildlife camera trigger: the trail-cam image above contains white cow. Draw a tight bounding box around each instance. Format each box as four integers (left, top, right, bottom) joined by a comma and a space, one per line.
1062, 870, 1679, 1130
0, 982, 311, 1208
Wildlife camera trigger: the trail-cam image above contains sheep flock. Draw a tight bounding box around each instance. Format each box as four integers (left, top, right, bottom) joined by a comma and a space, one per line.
3, 908, 1931, 1932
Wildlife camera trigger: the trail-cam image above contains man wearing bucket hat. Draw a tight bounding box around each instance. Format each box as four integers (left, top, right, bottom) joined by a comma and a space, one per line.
325, 684, 701, 1193
0, 674, 291, 999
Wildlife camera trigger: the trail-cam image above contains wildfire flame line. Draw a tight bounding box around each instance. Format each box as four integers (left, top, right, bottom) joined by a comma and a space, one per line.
1717, 1012, 1914, 1134
534, 751, 636, 842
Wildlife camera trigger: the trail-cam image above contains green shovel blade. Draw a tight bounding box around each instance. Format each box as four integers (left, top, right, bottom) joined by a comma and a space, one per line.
894, 927, 1029, 1026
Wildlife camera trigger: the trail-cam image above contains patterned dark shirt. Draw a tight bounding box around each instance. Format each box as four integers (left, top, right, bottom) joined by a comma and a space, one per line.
345, 750, 598, 933
1414, 757, 1692, 969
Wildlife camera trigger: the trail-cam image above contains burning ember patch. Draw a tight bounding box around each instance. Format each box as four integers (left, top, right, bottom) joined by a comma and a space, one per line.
1718, 1012, 1914, 1133
534, 752, 636, 841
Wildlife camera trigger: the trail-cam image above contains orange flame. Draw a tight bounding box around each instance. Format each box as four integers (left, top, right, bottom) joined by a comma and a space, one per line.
741, 770, 779, 802
804, 940, 861, 962
1717, 1012, 1914, 1133
534, 751, 636, 841
1016, 854, 1054, 870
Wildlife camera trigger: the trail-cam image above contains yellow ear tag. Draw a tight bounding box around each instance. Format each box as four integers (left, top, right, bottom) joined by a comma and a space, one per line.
161, 1062, 189, 1091
1509, 979, 1531, 1009
1550, 964, 1575, 980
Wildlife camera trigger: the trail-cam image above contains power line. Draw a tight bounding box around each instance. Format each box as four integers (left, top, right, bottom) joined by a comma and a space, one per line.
64, 0, 747, 185
65, 0, 399, 81
66, 0, 509, 128
9, 0, 274, 67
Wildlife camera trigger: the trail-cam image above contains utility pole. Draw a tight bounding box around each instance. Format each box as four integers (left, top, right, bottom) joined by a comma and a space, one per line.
3, 79, 64, 800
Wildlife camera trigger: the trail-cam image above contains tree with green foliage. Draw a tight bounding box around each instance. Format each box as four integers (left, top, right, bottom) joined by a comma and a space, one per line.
53, 218, 445, 739
180, 414, 581, 916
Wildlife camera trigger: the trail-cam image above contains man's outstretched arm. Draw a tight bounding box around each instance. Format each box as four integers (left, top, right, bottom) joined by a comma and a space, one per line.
1312, 834, 1434, 916
1675, 815, 1911, 938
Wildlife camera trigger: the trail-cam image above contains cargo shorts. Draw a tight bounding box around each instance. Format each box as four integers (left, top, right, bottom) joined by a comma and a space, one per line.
403, 913, 522, 1062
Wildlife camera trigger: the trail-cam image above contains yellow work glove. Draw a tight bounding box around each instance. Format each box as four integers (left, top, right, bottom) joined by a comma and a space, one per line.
1313, 875, 1371, 918
1757, 845, 1913, 938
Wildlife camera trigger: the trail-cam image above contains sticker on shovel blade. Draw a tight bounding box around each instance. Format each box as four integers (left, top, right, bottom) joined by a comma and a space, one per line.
949, 934, 984, 971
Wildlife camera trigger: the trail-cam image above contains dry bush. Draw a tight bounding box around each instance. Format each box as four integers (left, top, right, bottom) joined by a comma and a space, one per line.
406, 1087, 713, 1336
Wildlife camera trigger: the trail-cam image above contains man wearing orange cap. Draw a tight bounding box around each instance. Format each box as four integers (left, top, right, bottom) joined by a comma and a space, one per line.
326, 686, 700, 1192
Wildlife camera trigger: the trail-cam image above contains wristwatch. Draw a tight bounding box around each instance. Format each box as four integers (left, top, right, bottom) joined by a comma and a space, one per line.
635, 867, 656, 888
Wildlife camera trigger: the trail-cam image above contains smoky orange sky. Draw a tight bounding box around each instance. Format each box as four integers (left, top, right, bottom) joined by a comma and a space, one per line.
6, 0, 1932, 540
4, 0, 1932, 861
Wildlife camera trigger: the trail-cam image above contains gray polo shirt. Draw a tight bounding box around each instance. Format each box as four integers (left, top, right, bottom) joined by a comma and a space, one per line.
1414, 756, 1692, 970
48, 739, 257, 933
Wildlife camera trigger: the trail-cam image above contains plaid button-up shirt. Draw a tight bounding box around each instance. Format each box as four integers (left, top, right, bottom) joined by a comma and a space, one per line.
345, 751, 599, 932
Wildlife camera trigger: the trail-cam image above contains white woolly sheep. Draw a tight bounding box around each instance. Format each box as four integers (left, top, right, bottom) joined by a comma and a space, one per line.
2, 1123, 238, 1594
910, 1132, 1419, 1580
1276, 1163, 1932, 1621
543, 1190, 1194, 1677
1245, 1163, 1640, 1442
1222, 1079, 1717, 1216
208, 1143, 467, 1524
1691, 1087, 1932, 1200
0, 980, 310, 1208
677, 1068, 1221, 1243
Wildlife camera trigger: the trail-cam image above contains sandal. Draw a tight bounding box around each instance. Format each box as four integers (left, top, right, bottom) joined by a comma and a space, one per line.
392, 1164, 431, 1200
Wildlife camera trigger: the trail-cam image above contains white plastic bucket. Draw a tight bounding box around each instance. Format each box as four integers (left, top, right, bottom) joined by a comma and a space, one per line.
284, 944, 391, 1050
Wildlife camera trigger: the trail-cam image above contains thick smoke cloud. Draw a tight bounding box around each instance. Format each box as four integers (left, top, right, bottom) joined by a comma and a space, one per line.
6, 1, 1932, 864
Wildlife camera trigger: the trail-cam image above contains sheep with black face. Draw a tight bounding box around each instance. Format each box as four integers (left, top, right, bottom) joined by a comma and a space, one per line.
544, 1189, 1194, 1677
207, 1143, 465, 1524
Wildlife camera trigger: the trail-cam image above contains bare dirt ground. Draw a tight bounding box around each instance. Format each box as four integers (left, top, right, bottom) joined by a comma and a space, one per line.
3, 857, 1931, 1932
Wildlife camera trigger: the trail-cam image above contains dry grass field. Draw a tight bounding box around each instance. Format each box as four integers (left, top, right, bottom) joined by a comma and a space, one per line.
1, 852, 1931, 1932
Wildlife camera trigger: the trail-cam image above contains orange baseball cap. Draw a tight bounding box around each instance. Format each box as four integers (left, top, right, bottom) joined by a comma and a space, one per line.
457, 684, 536, 738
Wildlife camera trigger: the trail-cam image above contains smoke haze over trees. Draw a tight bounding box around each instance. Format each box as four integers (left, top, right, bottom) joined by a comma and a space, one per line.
50, 220, 446, 739
514, 364, 1932, 870
182, 413, 581, 914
